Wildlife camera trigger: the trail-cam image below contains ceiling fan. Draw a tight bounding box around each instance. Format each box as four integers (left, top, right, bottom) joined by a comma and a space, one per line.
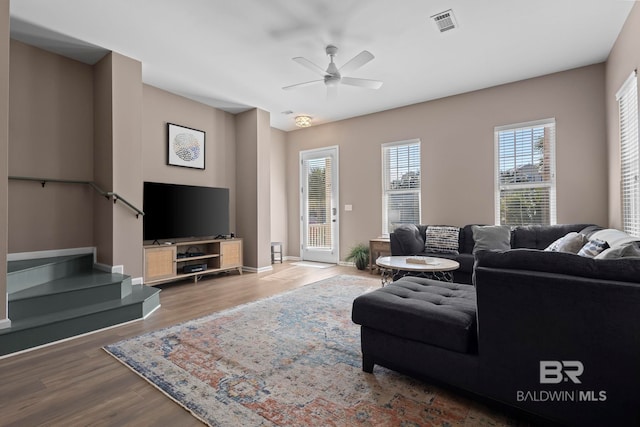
283, 45, 383, 97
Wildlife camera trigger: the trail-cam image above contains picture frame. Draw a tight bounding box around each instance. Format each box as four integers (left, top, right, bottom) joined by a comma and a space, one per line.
167, 123, 205, 169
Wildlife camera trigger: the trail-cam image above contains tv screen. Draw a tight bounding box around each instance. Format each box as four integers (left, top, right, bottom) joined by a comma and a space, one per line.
143, 182, 230, 241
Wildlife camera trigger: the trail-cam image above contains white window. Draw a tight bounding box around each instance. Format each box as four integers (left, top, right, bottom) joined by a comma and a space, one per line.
382, 139, 421, 235
617, 70, 640, 237
495, 119, 556, 226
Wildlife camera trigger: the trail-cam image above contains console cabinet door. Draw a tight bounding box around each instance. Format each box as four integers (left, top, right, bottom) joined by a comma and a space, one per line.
220, 240, 242, 269
144, 246, 177, 282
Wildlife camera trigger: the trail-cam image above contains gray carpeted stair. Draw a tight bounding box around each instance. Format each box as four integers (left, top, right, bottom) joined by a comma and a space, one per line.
1, 254, 160, 356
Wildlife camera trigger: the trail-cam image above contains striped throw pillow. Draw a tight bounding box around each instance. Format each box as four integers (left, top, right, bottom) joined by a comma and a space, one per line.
425, 226, 460, 254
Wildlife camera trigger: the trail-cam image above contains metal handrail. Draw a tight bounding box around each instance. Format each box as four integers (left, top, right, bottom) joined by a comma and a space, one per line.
8, 176, 144, 218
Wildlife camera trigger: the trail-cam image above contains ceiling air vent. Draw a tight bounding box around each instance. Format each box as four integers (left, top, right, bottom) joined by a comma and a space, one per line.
431, 9, 457, 33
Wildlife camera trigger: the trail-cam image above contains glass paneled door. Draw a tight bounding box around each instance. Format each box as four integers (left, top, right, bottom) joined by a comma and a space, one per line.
300, 147, 339, 264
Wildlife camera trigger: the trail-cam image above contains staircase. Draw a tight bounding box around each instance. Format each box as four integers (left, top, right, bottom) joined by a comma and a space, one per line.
1, 254, 161, 357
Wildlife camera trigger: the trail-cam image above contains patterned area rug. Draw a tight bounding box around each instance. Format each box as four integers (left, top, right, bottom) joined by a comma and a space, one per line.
104, 275, 522, 426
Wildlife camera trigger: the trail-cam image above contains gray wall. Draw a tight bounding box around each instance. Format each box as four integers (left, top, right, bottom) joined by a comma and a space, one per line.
285, 64, 608, 261
9, 40, 95, 253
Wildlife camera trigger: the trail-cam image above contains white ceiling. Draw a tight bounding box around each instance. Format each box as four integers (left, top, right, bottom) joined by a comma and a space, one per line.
9, 0, 635, 131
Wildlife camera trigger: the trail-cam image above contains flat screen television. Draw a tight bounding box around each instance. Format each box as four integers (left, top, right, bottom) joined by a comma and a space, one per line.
143, 181, 230, 242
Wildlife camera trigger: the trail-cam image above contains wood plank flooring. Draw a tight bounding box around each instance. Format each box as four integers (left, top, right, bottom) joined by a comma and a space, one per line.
0, 262, 373, 426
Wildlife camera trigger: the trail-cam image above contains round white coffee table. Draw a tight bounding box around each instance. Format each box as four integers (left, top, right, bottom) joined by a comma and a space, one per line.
375, 255, 460, 285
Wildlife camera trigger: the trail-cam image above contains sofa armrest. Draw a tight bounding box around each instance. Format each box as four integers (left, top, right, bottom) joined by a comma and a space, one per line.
474, 264, 640, 425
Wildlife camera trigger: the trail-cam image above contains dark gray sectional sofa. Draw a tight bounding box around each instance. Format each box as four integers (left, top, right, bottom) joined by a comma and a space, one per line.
353, 223, 640, 426
389, 223, 595, 284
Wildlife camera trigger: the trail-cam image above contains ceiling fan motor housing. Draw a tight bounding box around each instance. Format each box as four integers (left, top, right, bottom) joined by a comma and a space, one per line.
325, 45, 339, 56
324, 74, 341, 87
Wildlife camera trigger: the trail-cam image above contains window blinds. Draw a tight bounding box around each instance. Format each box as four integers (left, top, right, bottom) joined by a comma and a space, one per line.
305, 157, 332, 248
382, 140, 421, 235
617, 71, 640, 237
495, 119, 556, 226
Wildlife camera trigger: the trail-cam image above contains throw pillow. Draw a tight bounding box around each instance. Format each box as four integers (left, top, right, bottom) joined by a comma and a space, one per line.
596, 242, 640, 259
577, 239, 609, 258
471, 225, 511, 254
544, 232, 588, 254
424, 226, 460, 254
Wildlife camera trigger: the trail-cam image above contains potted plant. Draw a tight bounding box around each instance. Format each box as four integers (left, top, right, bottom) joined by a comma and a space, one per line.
346, 243, 370, 270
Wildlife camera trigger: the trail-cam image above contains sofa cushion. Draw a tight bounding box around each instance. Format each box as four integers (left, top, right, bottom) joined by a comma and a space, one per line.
351, 277, 477, 353
460, 224, 484, 254
392, 224, 425, 255
424, 226, 460, 254
511, 224, 594, 250
475, 248, 640, 283
471, 225, 511, 253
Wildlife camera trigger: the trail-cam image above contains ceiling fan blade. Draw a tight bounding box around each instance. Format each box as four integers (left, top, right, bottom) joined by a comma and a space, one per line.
282, 79, 324, 90
341, 77, 383, 89
339, 50, 374, 75
292, 57, 329, 77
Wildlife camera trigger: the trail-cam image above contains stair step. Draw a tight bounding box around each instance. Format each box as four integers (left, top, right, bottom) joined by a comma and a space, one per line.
8, 271, 133, 320
7, 254, 94, 294
0, 285, 161, 356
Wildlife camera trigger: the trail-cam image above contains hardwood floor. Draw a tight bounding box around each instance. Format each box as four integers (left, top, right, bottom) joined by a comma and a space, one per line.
0, 262, 373, 426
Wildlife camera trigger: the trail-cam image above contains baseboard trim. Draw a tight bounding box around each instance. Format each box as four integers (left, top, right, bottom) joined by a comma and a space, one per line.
94, 263, 125, 275
242, 265, 274, 274
285, 256, 301, 261
8, 247, 96, 262
132, 277, 144, 286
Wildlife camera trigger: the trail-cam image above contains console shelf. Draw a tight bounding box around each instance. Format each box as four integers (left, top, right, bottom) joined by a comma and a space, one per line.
143, 238, 242, 285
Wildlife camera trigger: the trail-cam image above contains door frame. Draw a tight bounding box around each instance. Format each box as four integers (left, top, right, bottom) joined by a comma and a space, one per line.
299, 146, 339, 263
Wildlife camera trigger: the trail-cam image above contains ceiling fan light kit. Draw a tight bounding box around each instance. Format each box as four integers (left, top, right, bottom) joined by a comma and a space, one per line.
283, 44, 383, 96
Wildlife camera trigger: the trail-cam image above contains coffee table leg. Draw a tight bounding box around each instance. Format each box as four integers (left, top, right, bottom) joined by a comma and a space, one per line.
379, 267, 394, 286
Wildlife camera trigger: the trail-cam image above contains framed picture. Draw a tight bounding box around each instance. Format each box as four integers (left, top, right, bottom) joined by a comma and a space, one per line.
167, 123, 205, 169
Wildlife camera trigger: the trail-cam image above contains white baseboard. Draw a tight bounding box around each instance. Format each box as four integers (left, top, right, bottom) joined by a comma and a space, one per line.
94, 263, 124, 274
8, 247, 96, 262
242, 265, 274, 274
284, 256, 301, 261
132, 277, 143, 286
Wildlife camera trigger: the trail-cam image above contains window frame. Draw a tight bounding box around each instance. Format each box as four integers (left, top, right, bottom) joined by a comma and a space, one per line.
494, 118, 557, 226
381, 139, 421, 236
617, 70, 640, 237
